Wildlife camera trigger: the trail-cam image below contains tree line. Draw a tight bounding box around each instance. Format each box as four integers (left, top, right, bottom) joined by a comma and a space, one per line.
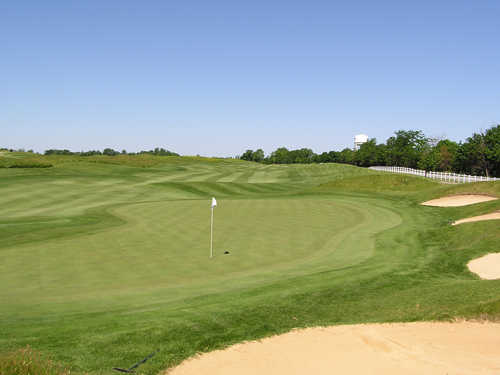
43, 147, 179, 157
239, 124, 500, 177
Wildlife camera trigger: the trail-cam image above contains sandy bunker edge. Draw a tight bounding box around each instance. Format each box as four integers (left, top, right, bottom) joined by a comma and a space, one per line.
421, 194, 497, 207
165, 321, 500, 375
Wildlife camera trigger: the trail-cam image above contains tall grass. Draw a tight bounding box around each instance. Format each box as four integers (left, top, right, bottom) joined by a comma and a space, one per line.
0, 346, 71, 375
0, 157, 52, 168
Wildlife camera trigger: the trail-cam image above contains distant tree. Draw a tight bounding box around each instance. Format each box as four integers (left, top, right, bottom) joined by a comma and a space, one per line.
315, 152, 331, 163
375, 144, 387, 165
418, 145, 440, 172
327, 151, 339, 163
138, 148, 178, 156
80, 150, 102, 156
337, 148, 355, 164
484, 124, 500, 177
252, 149, 265, 162
289, 148, 315, 163
354, 139, 379, 167
435, 139, 459, 171
103, 148, 118, 156
240, 149, 254, 161
456, 125, 500, 177
385, 130, 427, 168
44, 149, 73, 155
269, 147, 291, 164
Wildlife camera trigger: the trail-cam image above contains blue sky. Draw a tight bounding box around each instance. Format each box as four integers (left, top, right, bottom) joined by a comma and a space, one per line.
2, 0, 499, 156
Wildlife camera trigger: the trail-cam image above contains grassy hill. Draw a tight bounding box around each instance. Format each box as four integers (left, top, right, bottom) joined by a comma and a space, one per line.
1, 153, 499, 374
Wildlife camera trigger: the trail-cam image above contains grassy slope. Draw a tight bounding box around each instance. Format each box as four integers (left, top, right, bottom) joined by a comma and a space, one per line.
1, 153, 499, 374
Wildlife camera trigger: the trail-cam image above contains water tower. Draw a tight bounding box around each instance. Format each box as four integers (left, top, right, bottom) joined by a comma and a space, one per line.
354, 134, 368, 150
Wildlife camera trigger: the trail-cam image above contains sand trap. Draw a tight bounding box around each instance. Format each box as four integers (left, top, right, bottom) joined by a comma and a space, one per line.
166, 322, 500, 375
453, 211, 500, 225
468, 253, 500, 280
421, 194, 497, 207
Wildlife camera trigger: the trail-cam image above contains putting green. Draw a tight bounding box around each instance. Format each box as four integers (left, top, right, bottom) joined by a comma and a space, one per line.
0, 196, 400, 316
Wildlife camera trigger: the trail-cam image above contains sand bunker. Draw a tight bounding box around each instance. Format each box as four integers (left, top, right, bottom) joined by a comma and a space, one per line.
167, 322, 500, 375
468, 253, 500, 280
421, 194, 497, 207
453, 211, 500, 225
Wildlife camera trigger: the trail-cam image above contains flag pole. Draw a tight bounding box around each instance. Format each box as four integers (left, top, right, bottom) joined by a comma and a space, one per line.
210, 197, 217, 258
210, 204, 214, 258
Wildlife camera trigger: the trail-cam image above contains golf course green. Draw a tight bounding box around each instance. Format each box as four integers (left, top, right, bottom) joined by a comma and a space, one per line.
1, 153, 499, 374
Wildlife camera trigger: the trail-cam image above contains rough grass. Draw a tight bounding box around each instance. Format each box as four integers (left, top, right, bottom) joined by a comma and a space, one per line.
0, 154, 52, 168
0, 347, 71, 375
317, 173, 439, 193
1, 154, 499, 375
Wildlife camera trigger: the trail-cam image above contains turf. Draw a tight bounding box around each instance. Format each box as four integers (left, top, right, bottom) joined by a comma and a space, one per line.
1, 153, 499, 374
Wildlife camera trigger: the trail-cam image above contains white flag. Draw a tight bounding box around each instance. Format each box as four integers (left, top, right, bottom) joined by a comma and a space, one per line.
211, 197, 217, 208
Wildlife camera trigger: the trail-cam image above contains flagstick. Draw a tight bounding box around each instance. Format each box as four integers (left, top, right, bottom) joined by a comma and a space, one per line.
210, 205, 214, 258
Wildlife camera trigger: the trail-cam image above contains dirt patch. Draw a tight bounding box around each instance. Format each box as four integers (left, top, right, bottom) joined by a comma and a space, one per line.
421, 194, 497, 207
468, 253, 500, 280
166, 322, 500, 375
453, 211, 500, 225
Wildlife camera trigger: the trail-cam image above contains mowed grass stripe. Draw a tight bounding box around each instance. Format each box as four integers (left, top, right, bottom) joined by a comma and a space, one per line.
216, 171, 247, 182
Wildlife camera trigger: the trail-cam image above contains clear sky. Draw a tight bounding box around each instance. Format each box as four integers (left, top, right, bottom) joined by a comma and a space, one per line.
2, 0, 499, 156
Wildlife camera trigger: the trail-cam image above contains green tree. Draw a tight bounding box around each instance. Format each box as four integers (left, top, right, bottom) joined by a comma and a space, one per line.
385, 130, 427, 168
455, 126, 500, 177
338, 148, 354, 164
435, 139, 458, 171
315, 152, 330, 163
103, 148, 118, 156
269, 147, 291, 164
252, 149, 265, 162
418, 146, 440, 172
289, 148, 315, 163
484, 124, 500, 177
354, 139, 379, 167
240, 149, 254, 161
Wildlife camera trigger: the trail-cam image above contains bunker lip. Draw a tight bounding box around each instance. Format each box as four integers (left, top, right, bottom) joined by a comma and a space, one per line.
421, 194, 497, 207
165, 322, 500, 375
453, 211, 500, 225
468, 253, 500, 280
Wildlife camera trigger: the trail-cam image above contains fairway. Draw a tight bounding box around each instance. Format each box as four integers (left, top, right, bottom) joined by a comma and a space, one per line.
1, 155, 500, 374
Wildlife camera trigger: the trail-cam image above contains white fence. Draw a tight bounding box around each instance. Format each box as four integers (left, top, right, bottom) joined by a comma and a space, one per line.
369, 166, 499, 184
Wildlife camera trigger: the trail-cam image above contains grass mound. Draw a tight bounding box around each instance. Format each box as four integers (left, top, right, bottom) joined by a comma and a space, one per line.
317, 173, 438, 193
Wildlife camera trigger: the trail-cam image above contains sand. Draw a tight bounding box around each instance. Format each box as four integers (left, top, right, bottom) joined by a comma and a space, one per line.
421, 194, 497, 207
166, 322, 500, 375
468, 253, 500, 280
453, 211, 500, 225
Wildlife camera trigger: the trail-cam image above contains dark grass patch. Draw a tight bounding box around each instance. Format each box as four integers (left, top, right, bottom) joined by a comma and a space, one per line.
0, 159, 53, 168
